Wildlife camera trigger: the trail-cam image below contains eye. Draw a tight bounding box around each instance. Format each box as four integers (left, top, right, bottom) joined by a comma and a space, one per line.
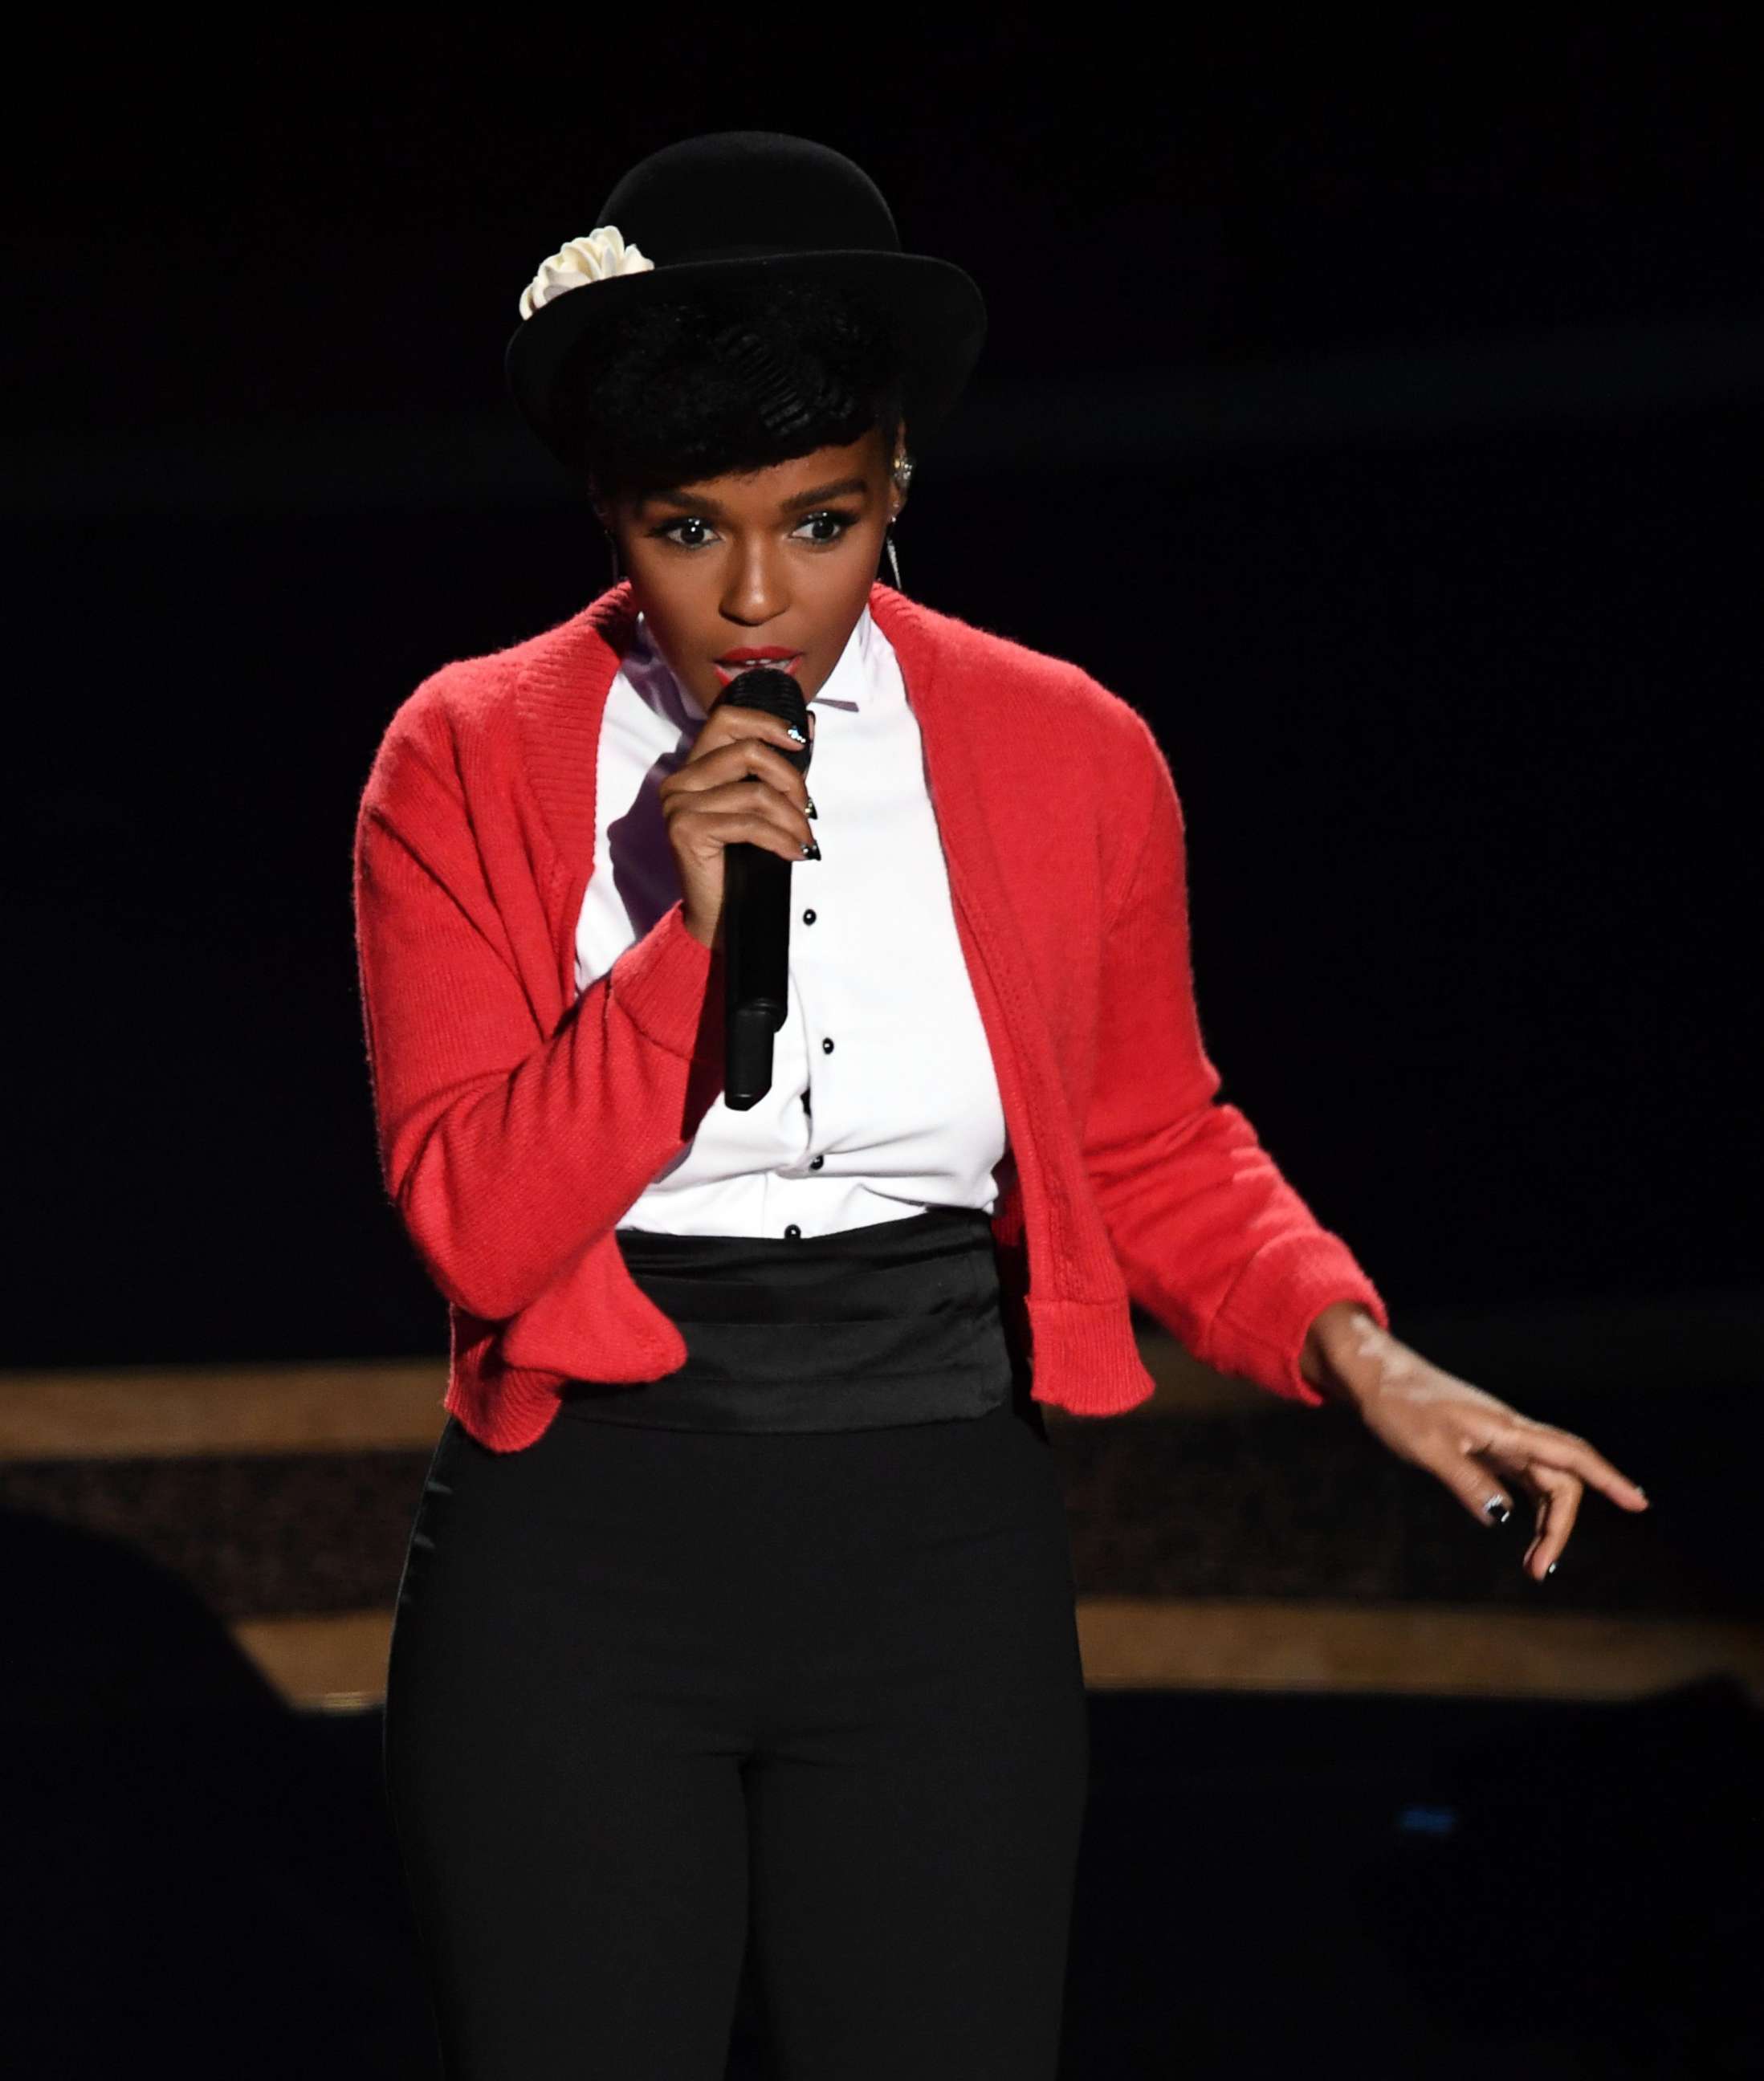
651, 515, 716, 549
794, 508, 858, 544
647, 507, 862, 552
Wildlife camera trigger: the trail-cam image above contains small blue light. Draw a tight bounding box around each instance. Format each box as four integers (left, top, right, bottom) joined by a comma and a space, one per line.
1396, 1804, 1459, 1835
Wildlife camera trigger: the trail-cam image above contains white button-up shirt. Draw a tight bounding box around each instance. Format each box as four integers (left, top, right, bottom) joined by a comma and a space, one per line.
575, 603, 1009, 1238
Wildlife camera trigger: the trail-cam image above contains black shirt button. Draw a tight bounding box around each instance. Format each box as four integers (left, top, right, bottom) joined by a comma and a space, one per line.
809, 1154, 824, 1170
821, 1036, 834, 1053
802, 908, 817, 925
784, 1224, 802, 1239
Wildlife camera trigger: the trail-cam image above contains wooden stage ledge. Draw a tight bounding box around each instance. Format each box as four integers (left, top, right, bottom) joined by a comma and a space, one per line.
238, 1600, 1764, 1713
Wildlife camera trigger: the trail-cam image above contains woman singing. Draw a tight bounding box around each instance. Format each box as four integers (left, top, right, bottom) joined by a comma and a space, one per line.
352, 130, 1649, 2078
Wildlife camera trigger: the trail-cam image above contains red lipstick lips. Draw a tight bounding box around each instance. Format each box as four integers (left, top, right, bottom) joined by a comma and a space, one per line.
713, 647, 803, 686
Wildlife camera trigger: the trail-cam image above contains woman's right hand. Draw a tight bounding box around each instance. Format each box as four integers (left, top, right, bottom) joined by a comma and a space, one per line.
661, 701, 818, 951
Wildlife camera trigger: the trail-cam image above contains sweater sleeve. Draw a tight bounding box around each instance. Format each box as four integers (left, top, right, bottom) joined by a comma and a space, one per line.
1080, 715, 1389, 1404
352, 724, 719, 1323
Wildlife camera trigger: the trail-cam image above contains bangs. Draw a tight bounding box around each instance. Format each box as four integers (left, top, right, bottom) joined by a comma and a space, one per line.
558, 275, 908, 501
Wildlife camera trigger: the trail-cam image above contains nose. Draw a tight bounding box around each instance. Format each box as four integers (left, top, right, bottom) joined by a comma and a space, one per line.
719, 533, 791, 629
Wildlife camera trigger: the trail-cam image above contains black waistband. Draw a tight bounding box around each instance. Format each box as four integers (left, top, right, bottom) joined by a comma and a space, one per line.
556, 1205, 1025, 1434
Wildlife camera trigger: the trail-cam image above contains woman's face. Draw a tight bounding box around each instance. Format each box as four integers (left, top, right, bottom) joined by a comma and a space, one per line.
597, 423, 905, 713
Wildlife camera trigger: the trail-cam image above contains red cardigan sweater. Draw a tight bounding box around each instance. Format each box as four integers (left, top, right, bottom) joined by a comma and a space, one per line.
352, 580, 1388, 1452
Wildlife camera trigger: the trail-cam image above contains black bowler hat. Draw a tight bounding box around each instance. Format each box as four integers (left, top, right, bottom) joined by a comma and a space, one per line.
503, 131, 987, 475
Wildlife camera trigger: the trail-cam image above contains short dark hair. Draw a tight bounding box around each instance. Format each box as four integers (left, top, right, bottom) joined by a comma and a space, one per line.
558, 273, 908, 504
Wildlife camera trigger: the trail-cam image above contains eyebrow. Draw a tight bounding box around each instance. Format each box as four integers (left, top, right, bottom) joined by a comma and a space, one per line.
638, 474, 873, 518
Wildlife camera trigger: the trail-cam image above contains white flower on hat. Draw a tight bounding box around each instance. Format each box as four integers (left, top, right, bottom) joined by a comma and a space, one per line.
518, 226, 655, 320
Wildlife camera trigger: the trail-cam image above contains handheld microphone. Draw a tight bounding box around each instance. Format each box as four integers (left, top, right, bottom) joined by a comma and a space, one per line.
711, 666, 813, 1108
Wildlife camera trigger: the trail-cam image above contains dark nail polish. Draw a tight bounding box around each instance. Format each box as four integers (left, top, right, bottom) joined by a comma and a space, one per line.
801, 839, 821, 861
787, 726, 806, 744
805, 794, 817, 820
1485, 1497, 1511, 1524
1545, 1559, 1558, 1576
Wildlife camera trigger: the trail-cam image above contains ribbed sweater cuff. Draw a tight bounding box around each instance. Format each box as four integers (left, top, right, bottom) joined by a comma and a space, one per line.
607, 901, 716, 1059
1208, 1237, 1391, 1407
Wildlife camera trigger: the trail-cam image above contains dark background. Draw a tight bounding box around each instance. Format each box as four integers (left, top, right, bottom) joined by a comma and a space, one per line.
8, 15, 1758, 1368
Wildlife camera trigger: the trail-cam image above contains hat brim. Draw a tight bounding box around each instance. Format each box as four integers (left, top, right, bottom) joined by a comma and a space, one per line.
504, 249, 986, 478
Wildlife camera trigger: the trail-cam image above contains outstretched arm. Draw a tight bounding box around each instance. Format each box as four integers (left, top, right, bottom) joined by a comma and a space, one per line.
1083, 718, 1649, 1578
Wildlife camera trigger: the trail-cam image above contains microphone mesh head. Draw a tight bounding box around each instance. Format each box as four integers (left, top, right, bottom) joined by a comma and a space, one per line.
711, 664, 812, 770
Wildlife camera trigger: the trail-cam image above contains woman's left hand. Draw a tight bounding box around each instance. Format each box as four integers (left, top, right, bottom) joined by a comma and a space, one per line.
1302, 1304, 1651, 1579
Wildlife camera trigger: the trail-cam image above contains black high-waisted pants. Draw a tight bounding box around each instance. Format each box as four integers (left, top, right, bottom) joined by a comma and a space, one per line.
382, 1207, 1091, 2078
